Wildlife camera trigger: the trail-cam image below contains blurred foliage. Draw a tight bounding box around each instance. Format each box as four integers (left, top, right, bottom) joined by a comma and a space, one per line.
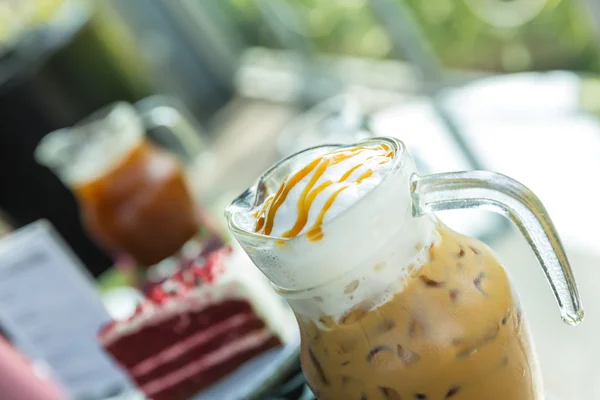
0, 0, 65, 46
225, 0, 600, 72
0, 0, 152, 99
4, 0, 599, 73
406, 0, 600, 72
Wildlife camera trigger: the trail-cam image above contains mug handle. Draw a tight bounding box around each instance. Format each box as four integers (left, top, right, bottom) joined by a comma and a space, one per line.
411, 170, 583, 326
135, 95, 208, 164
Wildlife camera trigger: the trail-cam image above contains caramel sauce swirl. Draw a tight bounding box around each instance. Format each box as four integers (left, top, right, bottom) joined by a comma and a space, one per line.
254, 144, 393, 241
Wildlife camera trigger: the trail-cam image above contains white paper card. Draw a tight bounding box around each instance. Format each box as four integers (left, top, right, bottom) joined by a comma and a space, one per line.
0, 220, 132, 399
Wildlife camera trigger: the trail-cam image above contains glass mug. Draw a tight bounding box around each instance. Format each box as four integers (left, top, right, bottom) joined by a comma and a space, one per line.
226, 137, 582, 399
35, 101, 204, 267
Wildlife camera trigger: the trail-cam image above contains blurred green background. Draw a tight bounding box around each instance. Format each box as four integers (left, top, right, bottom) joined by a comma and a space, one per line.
2, 0, 599, 73
224, 0, 600, 72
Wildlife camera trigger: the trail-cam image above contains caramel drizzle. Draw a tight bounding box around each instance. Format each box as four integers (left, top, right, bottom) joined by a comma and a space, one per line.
254, 196, 273, 233
254, 144, 392, 241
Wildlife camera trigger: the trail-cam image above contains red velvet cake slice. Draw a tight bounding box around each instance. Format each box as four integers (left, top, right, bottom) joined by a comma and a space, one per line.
98, 246, 295, 400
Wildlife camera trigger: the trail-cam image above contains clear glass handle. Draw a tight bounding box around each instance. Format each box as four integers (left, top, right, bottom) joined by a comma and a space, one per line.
411, 170, 584, 326
136, 95, 208, 164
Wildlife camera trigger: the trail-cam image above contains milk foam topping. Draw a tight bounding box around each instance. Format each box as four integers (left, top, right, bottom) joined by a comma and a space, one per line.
253, 144, 394, 240
234, 139, 439, 322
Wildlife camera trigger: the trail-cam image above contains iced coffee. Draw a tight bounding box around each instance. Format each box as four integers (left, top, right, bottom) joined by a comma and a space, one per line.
227, 137, 581, 400
74, 139, 198, 266
299, 225, 538, 400
35, 103, 199, 267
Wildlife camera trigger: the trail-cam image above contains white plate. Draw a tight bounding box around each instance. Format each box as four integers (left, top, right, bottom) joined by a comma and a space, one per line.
194, 328, 301, 400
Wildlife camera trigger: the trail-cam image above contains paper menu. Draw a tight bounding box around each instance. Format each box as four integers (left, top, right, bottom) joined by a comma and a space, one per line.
0, 220, 133, 399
